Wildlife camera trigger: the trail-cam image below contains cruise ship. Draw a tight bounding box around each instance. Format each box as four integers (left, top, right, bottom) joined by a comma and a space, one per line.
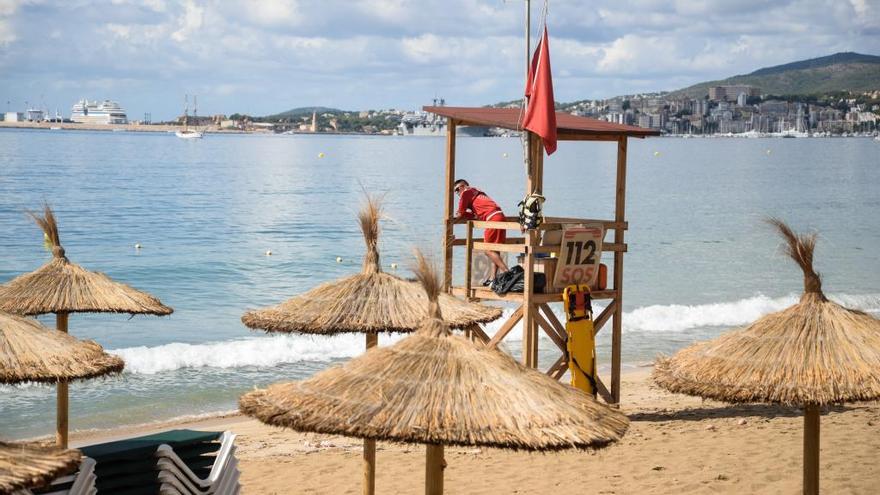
71, 99, 128, 124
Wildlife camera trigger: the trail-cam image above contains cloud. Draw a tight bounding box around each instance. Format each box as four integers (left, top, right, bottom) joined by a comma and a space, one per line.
1, 0, 877, 119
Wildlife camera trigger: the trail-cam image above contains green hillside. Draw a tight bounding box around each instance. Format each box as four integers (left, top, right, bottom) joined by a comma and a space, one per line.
266, 106, 343, 119
670, 52, 880, 98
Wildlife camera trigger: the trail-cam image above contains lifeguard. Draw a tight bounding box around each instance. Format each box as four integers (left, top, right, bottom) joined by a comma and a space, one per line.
454, 179, 509, 284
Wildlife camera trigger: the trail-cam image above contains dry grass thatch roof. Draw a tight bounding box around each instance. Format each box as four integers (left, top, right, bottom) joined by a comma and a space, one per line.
240, 252, 629, 451
0, 441, 81, 494
241, 195, 501, 334
653, 219, 880, 406
0, 204, 172, 316
0, 311, 124, 384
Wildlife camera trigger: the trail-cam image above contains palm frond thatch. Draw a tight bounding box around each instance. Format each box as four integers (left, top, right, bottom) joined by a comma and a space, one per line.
0, 205, 172, 316
241, 195, 501, 334
240, 252, 629, 451
0, 441, 81, 494
0, 311, 124, 384
653, 220, 880, 406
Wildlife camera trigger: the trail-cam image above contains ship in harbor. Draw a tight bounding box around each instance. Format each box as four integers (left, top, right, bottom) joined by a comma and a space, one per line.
71, 99, 128, 124
398, 98, 489, 137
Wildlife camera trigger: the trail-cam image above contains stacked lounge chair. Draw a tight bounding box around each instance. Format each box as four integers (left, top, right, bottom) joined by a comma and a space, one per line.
31, 458, 97, 495
78, 430, 239, 495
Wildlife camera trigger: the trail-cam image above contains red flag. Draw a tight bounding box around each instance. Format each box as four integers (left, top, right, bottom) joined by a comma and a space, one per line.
522, 26, 557, 155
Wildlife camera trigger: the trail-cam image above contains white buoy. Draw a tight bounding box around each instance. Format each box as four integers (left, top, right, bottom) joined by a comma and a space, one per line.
502, 152, 508, 158
653, 151, 661, 157
134, 243, 141, 249
390, 263, 398, 270
766, 149, 772, 154
318, 152, 325, 158
265, 250, 272, 256
336, 256, 343, 263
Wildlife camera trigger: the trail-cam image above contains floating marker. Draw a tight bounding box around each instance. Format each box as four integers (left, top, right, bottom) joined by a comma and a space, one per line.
265, 250, 272, 256
336, 256, 343, 263
318, 152, 325, 158
390, 263, 398, 270
766, 149, 772, 154
653, 151, 661, 157
502, 152, 508, 158
134, 243, 141, 249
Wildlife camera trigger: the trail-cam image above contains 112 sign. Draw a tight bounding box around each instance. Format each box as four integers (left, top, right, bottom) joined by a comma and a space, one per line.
552, 225, 605, 288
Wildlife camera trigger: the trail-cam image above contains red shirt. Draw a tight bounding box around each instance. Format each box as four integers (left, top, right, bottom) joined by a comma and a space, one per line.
456, 187, 503, 221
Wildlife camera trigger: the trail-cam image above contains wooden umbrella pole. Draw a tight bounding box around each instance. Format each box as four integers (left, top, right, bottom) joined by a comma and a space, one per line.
425, 444, 445, 495
56, 312, 69, 448
803, 404, 820, 495
363, 333, 379, 495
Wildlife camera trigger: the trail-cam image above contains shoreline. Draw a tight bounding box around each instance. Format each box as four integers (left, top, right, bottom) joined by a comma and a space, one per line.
46, 368, 879, 494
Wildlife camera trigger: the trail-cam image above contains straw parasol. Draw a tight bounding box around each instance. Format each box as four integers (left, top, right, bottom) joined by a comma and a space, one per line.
0, 441, 81, 494
0, 204, 171, 448
1, 310, 123, 384
653, 219, 880, 495
241, 195, 501, 495
241, 251, 629, 494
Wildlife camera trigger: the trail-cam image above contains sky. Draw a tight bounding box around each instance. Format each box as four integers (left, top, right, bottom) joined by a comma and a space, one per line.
1, 0, 878, 121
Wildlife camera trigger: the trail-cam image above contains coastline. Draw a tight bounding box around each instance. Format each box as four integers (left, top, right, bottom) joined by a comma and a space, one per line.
57, 368, 880, 494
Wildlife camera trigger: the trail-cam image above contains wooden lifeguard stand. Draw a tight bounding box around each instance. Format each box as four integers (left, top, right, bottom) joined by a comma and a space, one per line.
425, 106, 658, 404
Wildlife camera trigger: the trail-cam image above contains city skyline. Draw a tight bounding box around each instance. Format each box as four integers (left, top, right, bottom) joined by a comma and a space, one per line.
1, 0, 878, 120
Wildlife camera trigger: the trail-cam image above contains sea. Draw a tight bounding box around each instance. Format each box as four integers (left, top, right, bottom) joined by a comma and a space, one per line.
1, 128, 878, 440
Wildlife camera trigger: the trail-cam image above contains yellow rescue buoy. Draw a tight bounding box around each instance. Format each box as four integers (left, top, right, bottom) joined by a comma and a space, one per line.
563, 284, 597, 396
318, 152, 325, 158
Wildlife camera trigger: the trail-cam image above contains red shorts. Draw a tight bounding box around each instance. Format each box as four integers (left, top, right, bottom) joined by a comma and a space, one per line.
484, 228, 506, 244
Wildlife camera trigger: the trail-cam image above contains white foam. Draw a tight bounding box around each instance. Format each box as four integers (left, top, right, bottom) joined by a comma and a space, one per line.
110, 293, 880, 374
111, 333, 403, 375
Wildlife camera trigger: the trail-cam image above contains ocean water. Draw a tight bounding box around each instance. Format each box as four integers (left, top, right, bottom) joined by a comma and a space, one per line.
0, 129, 878, 439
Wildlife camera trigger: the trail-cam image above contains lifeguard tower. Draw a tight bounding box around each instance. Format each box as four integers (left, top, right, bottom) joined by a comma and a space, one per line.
426, 106, 658, 404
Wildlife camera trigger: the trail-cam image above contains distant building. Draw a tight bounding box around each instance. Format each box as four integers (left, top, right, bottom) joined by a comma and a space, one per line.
709, 85, 760, 102
26, 109, 45, 122
4, 112, 25, 122
71, 99, 128, 124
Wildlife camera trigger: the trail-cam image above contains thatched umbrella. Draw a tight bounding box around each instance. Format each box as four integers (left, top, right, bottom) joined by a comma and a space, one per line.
1, 310, 123, 384
0, 204, 171, 447
241, 252, 629, 494
241, 196, 501, 494
653, 219, 880, 495
0, 441, 81, 494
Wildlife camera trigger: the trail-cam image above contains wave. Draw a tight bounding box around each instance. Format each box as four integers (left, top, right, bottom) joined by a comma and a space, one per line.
111, 293, 880, 374
111, 333, 403, 375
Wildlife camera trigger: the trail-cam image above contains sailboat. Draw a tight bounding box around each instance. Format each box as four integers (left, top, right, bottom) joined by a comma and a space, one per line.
176, 94, 204, 139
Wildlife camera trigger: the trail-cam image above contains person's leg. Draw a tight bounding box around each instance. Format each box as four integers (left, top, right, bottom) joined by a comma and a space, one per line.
485, 250, 508, 274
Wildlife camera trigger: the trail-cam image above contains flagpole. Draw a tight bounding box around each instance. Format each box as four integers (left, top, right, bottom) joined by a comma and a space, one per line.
524, 0, 532, 187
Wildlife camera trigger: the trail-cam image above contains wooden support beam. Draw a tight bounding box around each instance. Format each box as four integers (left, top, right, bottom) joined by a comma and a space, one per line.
538, 303, 566, 339
56, 312, 69, 449
542, 217, 628, 230
451, 286, 618, 303
803, 405, 820, 495
425, 444, 444, 495
546, 355, 567, 378
532, 242, 627, 255
442, 119, 457, 292
521, 132, 542, 368
595, 375, 613, 404
472, 241, 525, 254
363, 333, 379, 495
464, 222, 474, 298
611, 136, 628, 404
469, 220, 522, 230
466, 323, 490, 344
487, 305, 523, 349
592, 300, 616, 336
533, 310, 566, 353
452, 237, 525, 246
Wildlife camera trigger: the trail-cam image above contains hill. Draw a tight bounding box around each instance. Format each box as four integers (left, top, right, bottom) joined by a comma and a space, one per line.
266, 106, 343, 119
669, 52, 880, 98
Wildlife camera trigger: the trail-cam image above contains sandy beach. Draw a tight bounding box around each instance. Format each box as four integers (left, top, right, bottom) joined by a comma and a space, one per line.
62, 368, 879, 494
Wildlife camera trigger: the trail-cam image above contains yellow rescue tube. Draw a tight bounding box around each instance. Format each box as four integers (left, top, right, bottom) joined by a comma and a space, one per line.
563, 284, 597, 396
